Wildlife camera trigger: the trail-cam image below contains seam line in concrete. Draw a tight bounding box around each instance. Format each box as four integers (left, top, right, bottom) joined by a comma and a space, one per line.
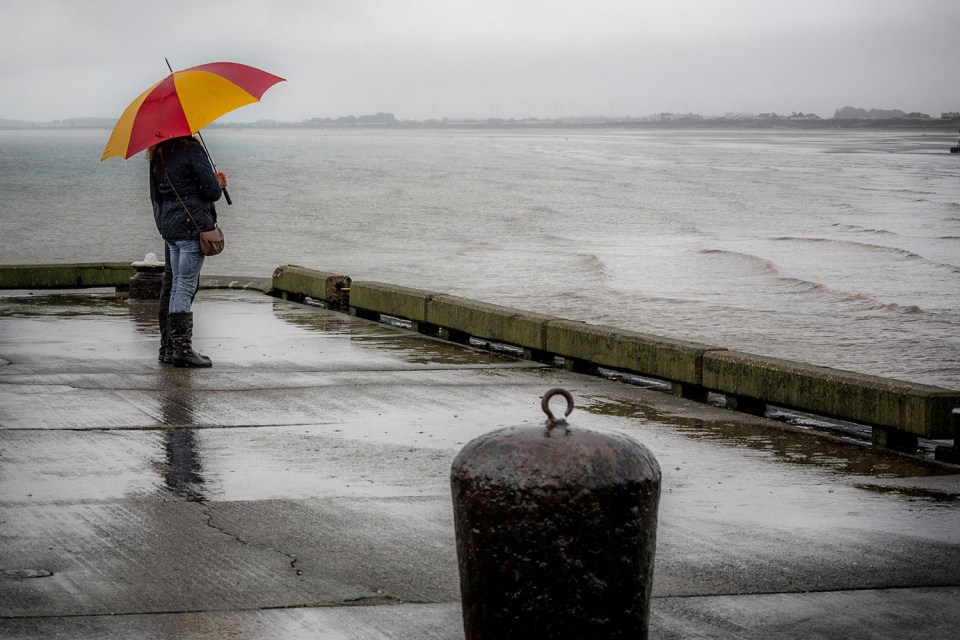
656, 583, 960, 599
5, 585, 960, 621
0, 598, 454, 621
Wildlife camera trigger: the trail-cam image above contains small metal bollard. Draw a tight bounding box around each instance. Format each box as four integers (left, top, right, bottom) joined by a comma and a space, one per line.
450, 389, 661, 639
129, 253, 165, 300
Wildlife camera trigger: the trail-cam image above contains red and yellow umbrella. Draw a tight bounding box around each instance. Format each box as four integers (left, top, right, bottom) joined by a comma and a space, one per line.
101, 61, 284, 161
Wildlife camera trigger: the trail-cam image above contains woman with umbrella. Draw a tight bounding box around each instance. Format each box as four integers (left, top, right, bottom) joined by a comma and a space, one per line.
148, 136, 226, 367
101, 61, 284, 367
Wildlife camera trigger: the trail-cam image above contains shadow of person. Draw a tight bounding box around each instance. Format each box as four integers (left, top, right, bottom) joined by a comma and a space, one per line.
126, 295, 161, 336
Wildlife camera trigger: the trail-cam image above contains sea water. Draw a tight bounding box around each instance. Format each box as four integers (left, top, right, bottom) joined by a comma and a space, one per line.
1, 127, 958, 388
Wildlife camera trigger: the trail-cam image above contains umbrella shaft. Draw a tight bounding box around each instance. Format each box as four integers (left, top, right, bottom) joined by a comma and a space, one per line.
195, 132, 232, 206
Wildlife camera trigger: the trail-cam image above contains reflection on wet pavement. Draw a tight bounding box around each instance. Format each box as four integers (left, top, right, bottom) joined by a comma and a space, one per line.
165, 429, 204, 502
160, 385, 205, 502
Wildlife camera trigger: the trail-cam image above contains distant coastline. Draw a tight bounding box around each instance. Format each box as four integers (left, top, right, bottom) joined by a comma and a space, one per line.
2, 116, 958, 132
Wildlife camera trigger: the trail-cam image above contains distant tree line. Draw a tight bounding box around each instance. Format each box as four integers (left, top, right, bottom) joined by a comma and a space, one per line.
302, 112, 398, 126
833, 106, 930, 119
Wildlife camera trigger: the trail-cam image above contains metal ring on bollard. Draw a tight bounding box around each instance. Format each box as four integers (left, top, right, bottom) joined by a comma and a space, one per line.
542, 388, 575, 433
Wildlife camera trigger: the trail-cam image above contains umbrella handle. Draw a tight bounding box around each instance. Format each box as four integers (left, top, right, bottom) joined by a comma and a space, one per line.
194, 130, 232, 206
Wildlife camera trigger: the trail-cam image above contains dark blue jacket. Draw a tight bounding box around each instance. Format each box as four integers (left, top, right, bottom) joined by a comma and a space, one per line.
149, 136, 222, 241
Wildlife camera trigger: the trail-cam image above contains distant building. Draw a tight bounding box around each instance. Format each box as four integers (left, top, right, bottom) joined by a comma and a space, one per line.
942, 112, 960, 119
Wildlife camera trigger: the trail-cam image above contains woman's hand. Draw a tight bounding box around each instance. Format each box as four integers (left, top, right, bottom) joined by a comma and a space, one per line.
215, 172, 228, 188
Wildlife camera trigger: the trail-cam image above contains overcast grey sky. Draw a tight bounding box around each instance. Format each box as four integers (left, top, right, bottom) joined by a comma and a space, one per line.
2, 0, 958, 122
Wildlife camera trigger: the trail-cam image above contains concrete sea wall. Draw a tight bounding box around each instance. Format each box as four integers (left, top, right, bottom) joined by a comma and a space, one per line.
273, 265, 960, 457
0, 262, 134, 289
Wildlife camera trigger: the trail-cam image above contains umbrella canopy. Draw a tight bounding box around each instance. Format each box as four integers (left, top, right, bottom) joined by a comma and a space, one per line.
101, 62, 284, 161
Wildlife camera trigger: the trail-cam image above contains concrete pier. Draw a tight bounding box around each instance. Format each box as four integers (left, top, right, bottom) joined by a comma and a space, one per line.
2, 283, 959, 639
5, 262, 958, 453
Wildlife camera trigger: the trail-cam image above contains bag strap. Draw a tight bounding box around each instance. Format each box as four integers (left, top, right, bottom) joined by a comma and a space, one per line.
159, 148, 205, 233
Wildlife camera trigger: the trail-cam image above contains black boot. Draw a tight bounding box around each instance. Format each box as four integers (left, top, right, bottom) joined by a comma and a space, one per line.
169, 312, 212, 368
158, 310, 173, 364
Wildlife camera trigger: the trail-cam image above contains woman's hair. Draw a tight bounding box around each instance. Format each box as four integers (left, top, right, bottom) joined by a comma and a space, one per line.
147, 135, 195, 161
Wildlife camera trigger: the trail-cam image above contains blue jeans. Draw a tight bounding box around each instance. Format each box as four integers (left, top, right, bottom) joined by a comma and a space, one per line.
166, 239, 204, 313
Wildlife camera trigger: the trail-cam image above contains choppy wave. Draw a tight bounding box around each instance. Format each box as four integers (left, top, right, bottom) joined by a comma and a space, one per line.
699, 248, 780, 275
701, 247, 925, 314
893, 188, 935, 196
830, 223, 895, 236
455, 239, 499, 257
527, 205, 561, 216
541, 233, 571, 245
781, 276, 923, 314
576, 252, 609, 279
773, 236, 960, 274
697, 248, 926, 314
774, 236, 919, 257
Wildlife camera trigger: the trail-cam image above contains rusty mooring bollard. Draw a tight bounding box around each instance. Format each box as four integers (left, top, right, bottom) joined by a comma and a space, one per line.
129, 253, 165, 300
450, 389, 661, 639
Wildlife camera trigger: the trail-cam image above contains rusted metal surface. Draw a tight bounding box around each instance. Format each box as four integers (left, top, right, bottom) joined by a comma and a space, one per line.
451, 390, 662, 639
129, 270, 164, 299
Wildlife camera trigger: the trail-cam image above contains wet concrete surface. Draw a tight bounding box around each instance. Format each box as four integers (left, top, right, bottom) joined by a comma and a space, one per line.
1, 288, 959, 639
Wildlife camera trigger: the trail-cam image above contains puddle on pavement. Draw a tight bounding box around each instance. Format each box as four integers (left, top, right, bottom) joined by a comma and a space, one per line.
852, 483, 957, 502
581, 397, 955, 488
270, 300, 358, 335
347, 335, 525, 366
273, 298, 525, 367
